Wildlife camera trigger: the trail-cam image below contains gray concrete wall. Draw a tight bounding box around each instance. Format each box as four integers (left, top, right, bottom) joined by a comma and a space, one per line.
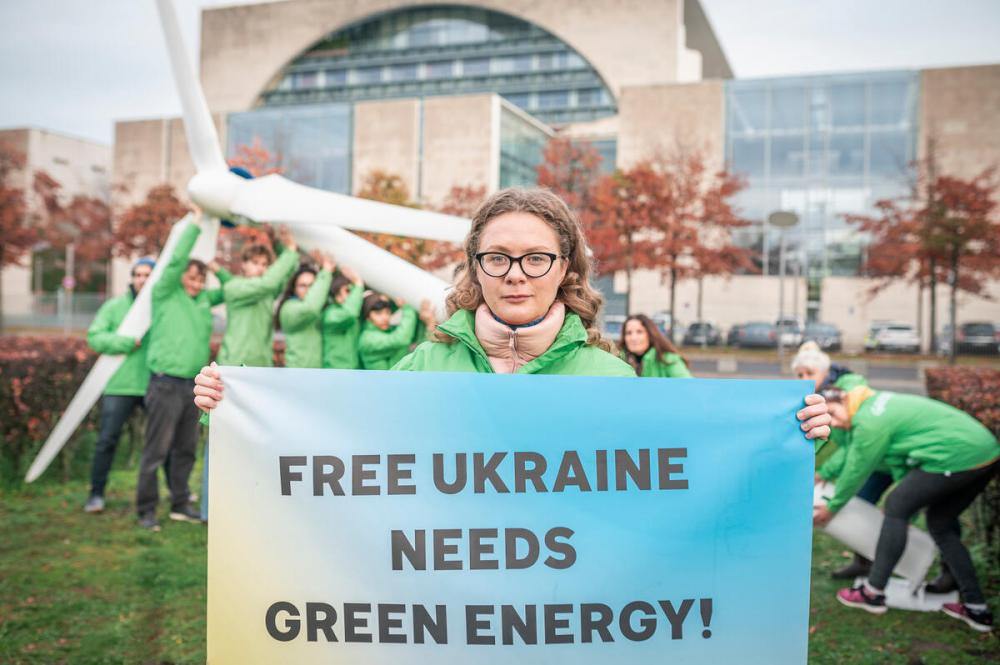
616, 80, 725, 170
919, 64, 1000, 179
200, 0, 687, 113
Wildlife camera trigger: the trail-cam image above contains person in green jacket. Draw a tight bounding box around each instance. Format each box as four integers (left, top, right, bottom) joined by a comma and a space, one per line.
276, 256, 334, 368
619, 314, 692, 378
83, 257, 155, 514
137, 217, 224, 531
358, 293, 422, 370
814, 387, 999, 632
321, 265, 365, 369
194, 189, 831, 438
792, 340, 888, 580
216, 225, 299, 367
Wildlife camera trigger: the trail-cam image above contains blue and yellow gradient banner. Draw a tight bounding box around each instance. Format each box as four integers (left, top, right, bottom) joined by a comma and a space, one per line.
208, 368, 814, 664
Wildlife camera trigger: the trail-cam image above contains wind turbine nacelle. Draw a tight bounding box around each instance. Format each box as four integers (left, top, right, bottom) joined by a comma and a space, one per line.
188, 170, 245, 220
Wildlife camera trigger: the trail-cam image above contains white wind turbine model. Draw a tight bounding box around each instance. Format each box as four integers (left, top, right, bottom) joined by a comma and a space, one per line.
25, 0, 471, 482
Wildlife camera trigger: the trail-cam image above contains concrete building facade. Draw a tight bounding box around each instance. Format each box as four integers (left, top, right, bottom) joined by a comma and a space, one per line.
100, 0, 1000, 349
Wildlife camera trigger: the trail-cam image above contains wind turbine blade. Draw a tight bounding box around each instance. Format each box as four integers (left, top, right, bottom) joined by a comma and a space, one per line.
295, 224, 452, 316
154, 0, 227, 173
26, 215, 205, 482
229, 174, 470, 242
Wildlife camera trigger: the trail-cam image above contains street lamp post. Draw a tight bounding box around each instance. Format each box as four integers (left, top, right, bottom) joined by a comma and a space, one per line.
768, 211, 800, 369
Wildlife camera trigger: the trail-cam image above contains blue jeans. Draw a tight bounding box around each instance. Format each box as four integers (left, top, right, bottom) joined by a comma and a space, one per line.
89, 394, 144, 497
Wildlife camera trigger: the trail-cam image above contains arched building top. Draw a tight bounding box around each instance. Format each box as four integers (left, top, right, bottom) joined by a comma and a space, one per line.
256, 5, 616, 125
199, 0, 731, 118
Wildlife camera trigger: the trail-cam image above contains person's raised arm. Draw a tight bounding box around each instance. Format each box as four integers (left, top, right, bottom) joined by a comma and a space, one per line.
153, 218, 202, 300
323, 283, 364, 332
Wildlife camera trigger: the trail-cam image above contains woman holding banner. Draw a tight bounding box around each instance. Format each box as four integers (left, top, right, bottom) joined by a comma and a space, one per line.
815, 387, 999, 632
194, 189, 830, 424
620, 314, 691, 378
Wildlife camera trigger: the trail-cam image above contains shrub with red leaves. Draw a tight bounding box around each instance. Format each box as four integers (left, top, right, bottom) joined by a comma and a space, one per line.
0, 336, 97, 484
925, 366, 1000, 577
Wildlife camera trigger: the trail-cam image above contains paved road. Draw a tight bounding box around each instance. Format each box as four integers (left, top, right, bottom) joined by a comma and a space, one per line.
688, 359, 926, 395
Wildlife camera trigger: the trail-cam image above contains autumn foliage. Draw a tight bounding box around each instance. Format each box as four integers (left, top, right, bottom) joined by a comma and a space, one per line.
537, 137, 754, 317
114, 184, 190, 259
354, 171, 477, 271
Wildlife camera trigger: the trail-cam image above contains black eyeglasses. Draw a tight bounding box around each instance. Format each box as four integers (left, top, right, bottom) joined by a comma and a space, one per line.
475, 252, 561, 278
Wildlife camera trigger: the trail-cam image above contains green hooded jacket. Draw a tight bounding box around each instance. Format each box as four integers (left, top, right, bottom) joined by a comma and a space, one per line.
360, 305, 418, 370
216, 248, 299, 367
322, 283, 364, 369
146, 223, 225, 379
392, 308, 636, 377
824, 391, 999, 512
87, 291, 149, 396
279, 269, 332, 368
633, 348, 692, 378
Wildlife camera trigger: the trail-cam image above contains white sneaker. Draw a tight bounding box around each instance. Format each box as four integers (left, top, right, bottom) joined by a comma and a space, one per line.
84, 496, 105, 513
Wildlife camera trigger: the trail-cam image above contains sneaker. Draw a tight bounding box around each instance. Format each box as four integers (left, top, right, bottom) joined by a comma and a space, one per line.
137, 513, 161, 532
169, 504, 204, 523
836, 584, 887, 615
942, 603, 993, 633
83, 496, 105, 513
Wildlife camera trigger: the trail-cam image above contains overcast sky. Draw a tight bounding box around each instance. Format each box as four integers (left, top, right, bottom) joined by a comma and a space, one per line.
2, 0, 999, 145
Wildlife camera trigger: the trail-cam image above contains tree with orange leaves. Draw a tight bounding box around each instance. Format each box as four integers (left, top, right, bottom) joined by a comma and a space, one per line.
847, 147, 1000, 360
536, 136, 604, 213
32, 170, 114, 291
114, 184, 190, 259
0, 144, 33, 329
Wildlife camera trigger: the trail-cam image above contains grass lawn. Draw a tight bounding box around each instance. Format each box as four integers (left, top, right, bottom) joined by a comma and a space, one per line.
1, 466, 997, 663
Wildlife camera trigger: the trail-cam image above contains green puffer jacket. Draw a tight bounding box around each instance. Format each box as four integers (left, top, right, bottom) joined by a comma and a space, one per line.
393, 308, 635, 377
823, 391, 999, 512
322, 284, 364, 369
279, 269, 332, 369
632, 348, 692, 378
146, 223, 225, 379
360, 305, 418, 370
87, 291, 149, 396
216, 249, 299, 367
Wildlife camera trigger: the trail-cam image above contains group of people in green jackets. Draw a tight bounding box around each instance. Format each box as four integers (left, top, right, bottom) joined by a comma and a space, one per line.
85, 220, 433, 531
794, 340, 999, 633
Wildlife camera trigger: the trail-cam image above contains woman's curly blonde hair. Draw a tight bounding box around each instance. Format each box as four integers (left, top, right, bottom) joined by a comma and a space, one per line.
435, 187, 613, 351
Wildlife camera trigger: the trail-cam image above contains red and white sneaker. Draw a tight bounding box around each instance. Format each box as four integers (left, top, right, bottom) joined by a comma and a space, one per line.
836, 584, 887, 615
942, 602, 993, 633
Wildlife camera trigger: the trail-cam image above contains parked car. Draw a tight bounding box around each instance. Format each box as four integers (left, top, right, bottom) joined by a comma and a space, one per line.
957, 322, 1000, 355
938, 322, 1000, 356
775, 318, 803, 347
869, 323, 920, 353
683, 321, 722, 346
803, 322, 843, 352
727, 323, 746, 347
738, 321, 778, 349
864, 321, 894, 352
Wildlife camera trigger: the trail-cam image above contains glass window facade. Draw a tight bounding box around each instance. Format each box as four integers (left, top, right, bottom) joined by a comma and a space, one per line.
260, 5, 615, 125
227, 103, 353, 194
725, 71, 918, 319
499, 103, 551, 188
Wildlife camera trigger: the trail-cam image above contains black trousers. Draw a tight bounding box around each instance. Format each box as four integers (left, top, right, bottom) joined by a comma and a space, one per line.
89, 394, 144, 497
868, 459, 999, 604
136, 375, 200, 516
